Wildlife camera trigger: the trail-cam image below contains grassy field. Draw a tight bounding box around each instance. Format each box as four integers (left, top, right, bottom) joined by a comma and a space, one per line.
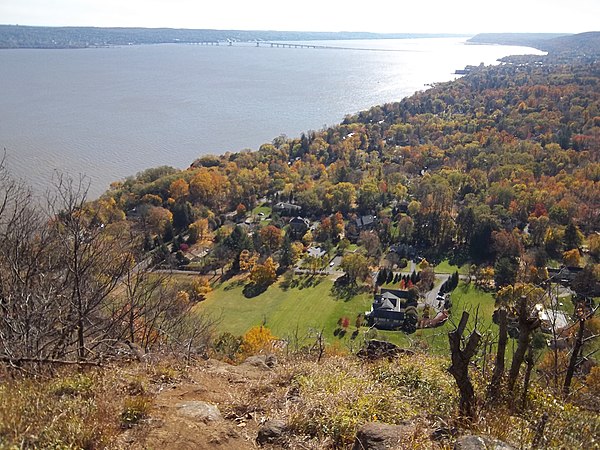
194, 274, 497, 354
434, 259, 470, 275
195, 274, 373, 344
376, 282, 496, 353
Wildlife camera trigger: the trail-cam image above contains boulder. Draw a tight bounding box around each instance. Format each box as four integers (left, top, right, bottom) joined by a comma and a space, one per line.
176, 401, 222, 423
257, 419, 287, 445
357, 340, 414, 361
241, 354, 277, 370
352, 422, 414, 450
454, 435, 515, 450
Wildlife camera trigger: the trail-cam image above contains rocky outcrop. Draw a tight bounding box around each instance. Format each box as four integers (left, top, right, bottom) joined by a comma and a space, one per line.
357, 340, 414, 361
176, 401, 223, 423
454, 435, 515, 450
352, 422, 415, 450
256, 419, 287, 445
240, 354, 277, 370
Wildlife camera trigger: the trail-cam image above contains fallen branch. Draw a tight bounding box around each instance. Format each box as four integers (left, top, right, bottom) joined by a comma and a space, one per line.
0, 356, 102, 367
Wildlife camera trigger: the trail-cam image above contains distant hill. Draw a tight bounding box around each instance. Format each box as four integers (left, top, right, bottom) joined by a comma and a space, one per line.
469, 31, 600, 56
0, 25, 466, 49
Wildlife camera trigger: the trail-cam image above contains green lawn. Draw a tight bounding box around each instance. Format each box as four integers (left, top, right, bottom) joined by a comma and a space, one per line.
195, 277, 497, 355
252, 204, 272, 216
195, 275, 372, 343
434, 259, 470, 275
375, 282, 496, 353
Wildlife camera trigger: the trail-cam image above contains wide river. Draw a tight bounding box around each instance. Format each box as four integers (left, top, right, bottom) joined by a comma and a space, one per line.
0, 38, 543, 198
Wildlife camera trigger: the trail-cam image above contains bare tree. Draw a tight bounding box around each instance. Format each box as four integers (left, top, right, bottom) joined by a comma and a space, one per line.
487, 307, 508, 400
507, 295, 541, 391
563, 301, 598, 396
48, 174, 132, 359
448, 311, 481, 421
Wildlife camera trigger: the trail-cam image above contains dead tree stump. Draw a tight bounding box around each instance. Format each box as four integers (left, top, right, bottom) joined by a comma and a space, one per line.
448, 311, 481, 421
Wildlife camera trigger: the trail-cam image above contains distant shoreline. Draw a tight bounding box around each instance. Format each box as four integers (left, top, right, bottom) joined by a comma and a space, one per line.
0, 24, 470, 50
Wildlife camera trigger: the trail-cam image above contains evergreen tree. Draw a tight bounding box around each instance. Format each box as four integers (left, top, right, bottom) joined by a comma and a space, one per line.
279, 236, 294, 269
494, 257, 519, 288
564, 220, 583, 251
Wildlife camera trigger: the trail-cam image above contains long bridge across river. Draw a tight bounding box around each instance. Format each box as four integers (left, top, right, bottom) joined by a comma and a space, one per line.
194, 40, 407, 52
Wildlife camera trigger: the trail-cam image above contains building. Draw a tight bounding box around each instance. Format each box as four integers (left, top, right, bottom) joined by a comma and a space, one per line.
288, 216, 310, 238
274, 202, 302, 215
366, 288, 418, 332
346, 214, 377, 242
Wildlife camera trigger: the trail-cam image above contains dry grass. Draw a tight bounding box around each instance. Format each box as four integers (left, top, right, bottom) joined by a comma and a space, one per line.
0, 361, 181, 449
0, 352, 597, 449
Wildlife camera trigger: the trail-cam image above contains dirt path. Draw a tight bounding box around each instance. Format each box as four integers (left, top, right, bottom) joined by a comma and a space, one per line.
118, 359, 279, 449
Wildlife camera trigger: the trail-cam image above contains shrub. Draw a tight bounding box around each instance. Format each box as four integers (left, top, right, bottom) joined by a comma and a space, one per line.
121, 395, 152, 428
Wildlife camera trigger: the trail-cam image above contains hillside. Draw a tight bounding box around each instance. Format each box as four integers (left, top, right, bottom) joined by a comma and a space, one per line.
469, 31, 600, 56
0, 25, 464, 49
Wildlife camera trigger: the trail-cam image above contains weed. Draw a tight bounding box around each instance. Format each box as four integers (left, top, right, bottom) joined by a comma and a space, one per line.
120, 395, 152, 429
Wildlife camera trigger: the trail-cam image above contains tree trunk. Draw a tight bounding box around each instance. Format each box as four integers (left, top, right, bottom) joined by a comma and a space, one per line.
563, 317, 585, 396
508, 296, 539, 391
521, 344, 534, 410
448, 311, 481, 421
488, 307, 508, 400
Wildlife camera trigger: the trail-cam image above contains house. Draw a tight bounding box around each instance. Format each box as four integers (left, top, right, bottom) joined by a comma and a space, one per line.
389, 244, 416, 260
547, 266, 583, 284
288, 216, 310, 238
274, 202, 301, 215
356, 215, 376, 230
307, 246, 326, 259
346, 215, 377, 242
365, 288, 418, 332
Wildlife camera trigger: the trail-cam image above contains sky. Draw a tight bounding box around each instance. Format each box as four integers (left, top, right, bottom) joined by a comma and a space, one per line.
1, 0, 598, 34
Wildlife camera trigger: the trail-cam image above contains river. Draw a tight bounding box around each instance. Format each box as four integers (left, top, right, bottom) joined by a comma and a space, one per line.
0, 37, 543, 197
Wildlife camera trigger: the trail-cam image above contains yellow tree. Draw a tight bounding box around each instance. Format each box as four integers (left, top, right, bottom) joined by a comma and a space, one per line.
250, 257, 277, 286
169, 178, 189, 202
563, 248, 582, 267
239, 249, 258, 272
240, 326, 276, 356
189, 218, 211, 244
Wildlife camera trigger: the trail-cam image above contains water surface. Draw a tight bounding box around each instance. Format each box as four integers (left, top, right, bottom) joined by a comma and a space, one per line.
0, 38, 543, 197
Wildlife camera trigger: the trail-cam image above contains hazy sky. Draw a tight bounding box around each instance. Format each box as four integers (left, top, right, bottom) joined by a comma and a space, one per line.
1, 0, 598, 34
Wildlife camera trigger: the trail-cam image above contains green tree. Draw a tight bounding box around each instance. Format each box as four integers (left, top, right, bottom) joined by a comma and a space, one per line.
494, 257, 519, 289
340, 253, 371, 285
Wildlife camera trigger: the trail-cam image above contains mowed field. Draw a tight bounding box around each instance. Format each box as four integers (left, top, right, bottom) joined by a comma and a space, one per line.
194, 273, 497, 354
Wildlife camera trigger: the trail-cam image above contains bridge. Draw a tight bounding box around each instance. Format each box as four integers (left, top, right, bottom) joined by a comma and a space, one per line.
193, 40, 407, 52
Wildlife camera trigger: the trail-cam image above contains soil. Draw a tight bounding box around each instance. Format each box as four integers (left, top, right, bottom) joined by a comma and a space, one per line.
116, 358, 279, 449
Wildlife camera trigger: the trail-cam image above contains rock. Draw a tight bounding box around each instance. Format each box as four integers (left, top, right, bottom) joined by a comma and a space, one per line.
241, 355, 275, 370
357, 340, 414, 361
352, 421, 414, 450
454, 435, 515, 450
431, 426, 458, 441
176, 401, 222, 423
257, 419, 287, 445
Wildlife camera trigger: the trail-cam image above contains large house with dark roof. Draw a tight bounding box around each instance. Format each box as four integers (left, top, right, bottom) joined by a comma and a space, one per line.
365, 288, 418, 332
288, 216, 310, 238
346, 215, 377, 242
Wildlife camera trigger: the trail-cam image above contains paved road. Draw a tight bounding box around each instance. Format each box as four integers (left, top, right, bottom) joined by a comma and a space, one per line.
424, 273, 450, 312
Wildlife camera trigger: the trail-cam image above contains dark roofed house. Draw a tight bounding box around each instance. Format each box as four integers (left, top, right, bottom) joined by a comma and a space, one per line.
366, 288, 418, 332
356, 215, 376, 230
389, 244, 416, 260
274, 202, 302, 215
288, 216, 310, 238
346, 215, 377, 242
